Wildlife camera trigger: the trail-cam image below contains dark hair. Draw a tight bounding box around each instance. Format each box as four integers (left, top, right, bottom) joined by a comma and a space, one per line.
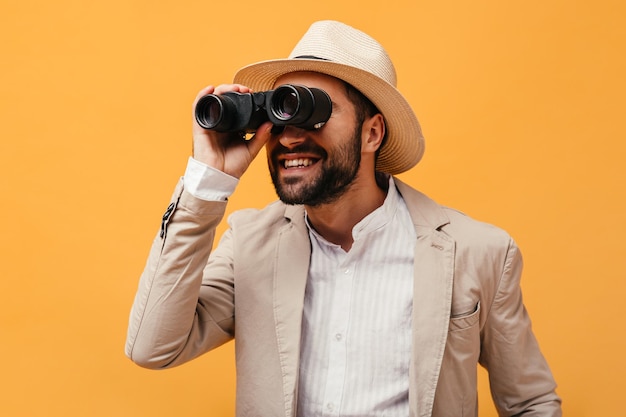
343, 82, 379, 121
342, 81, 388, 160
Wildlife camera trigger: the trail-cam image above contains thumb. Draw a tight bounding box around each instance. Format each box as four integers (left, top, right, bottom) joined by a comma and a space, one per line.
247, 122, 273, 159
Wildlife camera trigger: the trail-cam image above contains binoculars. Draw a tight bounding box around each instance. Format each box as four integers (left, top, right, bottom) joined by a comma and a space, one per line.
194, 84, 332, 133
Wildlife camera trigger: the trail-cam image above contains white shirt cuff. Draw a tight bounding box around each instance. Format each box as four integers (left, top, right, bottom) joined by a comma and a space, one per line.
183, 157, 239, 201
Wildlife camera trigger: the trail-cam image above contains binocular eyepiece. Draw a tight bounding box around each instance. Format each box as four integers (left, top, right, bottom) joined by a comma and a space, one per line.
194, 84, 332, 133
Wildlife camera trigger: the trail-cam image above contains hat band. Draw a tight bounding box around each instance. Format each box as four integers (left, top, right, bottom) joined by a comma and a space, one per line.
293, 55, 331, 61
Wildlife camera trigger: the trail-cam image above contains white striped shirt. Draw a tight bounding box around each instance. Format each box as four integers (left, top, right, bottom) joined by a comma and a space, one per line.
298, 177, 416, 417
182, 160, 416, 416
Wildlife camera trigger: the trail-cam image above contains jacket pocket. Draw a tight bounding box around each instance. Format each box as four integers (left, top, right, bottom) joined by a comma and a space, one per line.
435, 302, 481, 416
449, 301, 480, 332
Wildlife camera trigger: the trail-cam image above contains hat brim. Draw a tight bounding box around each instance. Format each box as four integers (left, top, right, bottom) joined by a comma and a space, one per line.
234, 58, 424, 174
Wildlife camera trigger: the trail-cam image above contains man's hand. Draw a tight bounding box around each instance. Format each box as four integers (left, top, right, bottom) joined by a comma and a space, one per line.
192, 84, 272, 179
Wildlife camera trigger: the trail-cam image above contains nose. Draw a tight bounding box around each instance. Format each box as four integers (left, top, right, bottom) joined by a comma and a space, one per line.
277, 125, 306, 149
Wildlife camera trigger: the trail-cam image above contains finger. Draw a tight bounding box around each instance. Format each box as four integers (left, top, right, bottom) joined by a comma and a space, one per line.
213, 84, 253, 95
247, 122, 273, 159
193, 85, 216, 107
192, 84, 251, 109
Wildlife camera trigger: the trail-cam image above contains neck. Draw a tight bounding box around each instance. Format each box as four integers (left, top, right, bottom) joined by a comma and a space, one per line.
305, 173, 388, 251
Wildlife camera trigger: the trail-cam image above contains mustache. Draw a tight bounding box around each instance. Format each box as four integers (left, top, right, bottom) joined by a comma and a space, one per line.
270, 143, 328, 161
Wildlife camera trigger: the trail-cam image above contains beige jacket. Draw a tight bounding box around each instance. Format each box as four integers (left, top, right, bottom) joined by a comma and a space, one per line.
126, 178, 561, 417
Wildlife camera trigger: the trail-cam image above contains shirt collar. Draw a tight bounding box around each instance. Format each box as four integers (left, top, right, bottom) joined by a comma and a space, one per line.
305, 176, 401, 246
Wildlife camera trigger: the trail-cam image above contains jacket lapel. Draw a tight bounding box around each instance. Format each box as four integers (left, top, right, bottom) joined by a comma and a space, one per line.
395, 180, 455, 417
273, 205, 310, 417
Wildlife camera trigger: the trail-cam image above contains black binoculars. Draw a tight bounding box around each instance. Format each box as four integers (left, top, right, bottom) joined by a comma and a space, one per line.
194, 84, 332, 133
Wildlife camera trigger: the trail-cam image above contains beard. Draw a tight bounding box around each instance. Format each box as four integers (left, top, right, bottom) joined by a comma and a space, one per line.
269, 124, 363, 207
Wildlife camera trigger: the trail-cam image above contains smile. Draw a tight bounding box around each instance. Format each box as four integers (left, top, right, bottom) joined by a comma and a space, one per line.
283, 158, 317, 169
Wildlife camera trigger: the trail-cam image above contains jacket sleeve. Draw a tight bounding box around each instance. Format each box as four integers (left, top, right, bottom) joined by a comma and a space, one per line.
479, 238, 562, 416
125, 179, 236, 369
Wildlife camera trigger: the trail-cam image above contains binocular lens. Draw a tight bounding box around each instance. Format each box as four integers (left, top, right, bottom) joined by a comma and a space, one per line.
206, 98, 223, 127
268, 85, 331, 128
196, 95, 230, 130
272, 90, 299, 120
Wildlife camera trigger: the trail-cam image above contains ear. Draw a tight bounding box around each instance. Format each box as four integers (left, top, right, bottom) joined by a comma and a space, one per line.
361, 113, 386, 154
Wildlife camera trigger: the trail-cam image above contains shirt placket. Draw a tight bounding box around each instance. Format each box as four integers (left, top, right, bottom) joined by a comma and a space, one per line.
321, 252, 354, 415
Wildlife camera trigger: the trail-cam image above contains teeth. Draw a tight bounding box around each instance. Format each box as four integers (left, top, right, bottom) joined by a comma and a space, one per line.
284, 158, 314, 168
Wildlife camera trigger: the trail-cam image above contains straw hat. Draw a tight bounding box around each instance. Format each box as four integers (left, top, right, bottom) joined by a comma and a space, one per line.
233, 20, 425, 174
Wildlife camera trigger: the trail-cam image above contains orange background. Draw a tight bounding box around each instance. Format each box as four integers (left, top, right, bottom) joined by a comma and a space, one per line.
1, 0, 624, 416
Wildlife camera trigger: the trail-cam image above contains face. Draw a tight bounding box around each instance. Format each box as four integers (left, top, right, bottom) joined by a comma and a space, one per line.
267, 72, 365, 207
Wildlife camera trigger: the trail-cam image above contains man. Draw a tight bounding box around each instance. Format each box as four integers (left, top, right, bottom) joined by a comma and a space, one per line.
126, 20, 561, 417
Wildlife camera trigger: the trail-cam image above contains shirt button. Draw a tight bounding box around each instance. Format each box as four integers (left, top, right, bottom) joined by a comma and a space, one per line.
335, 333, 343, 341
343, 268, 350, 274
327, 402, 334, 411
